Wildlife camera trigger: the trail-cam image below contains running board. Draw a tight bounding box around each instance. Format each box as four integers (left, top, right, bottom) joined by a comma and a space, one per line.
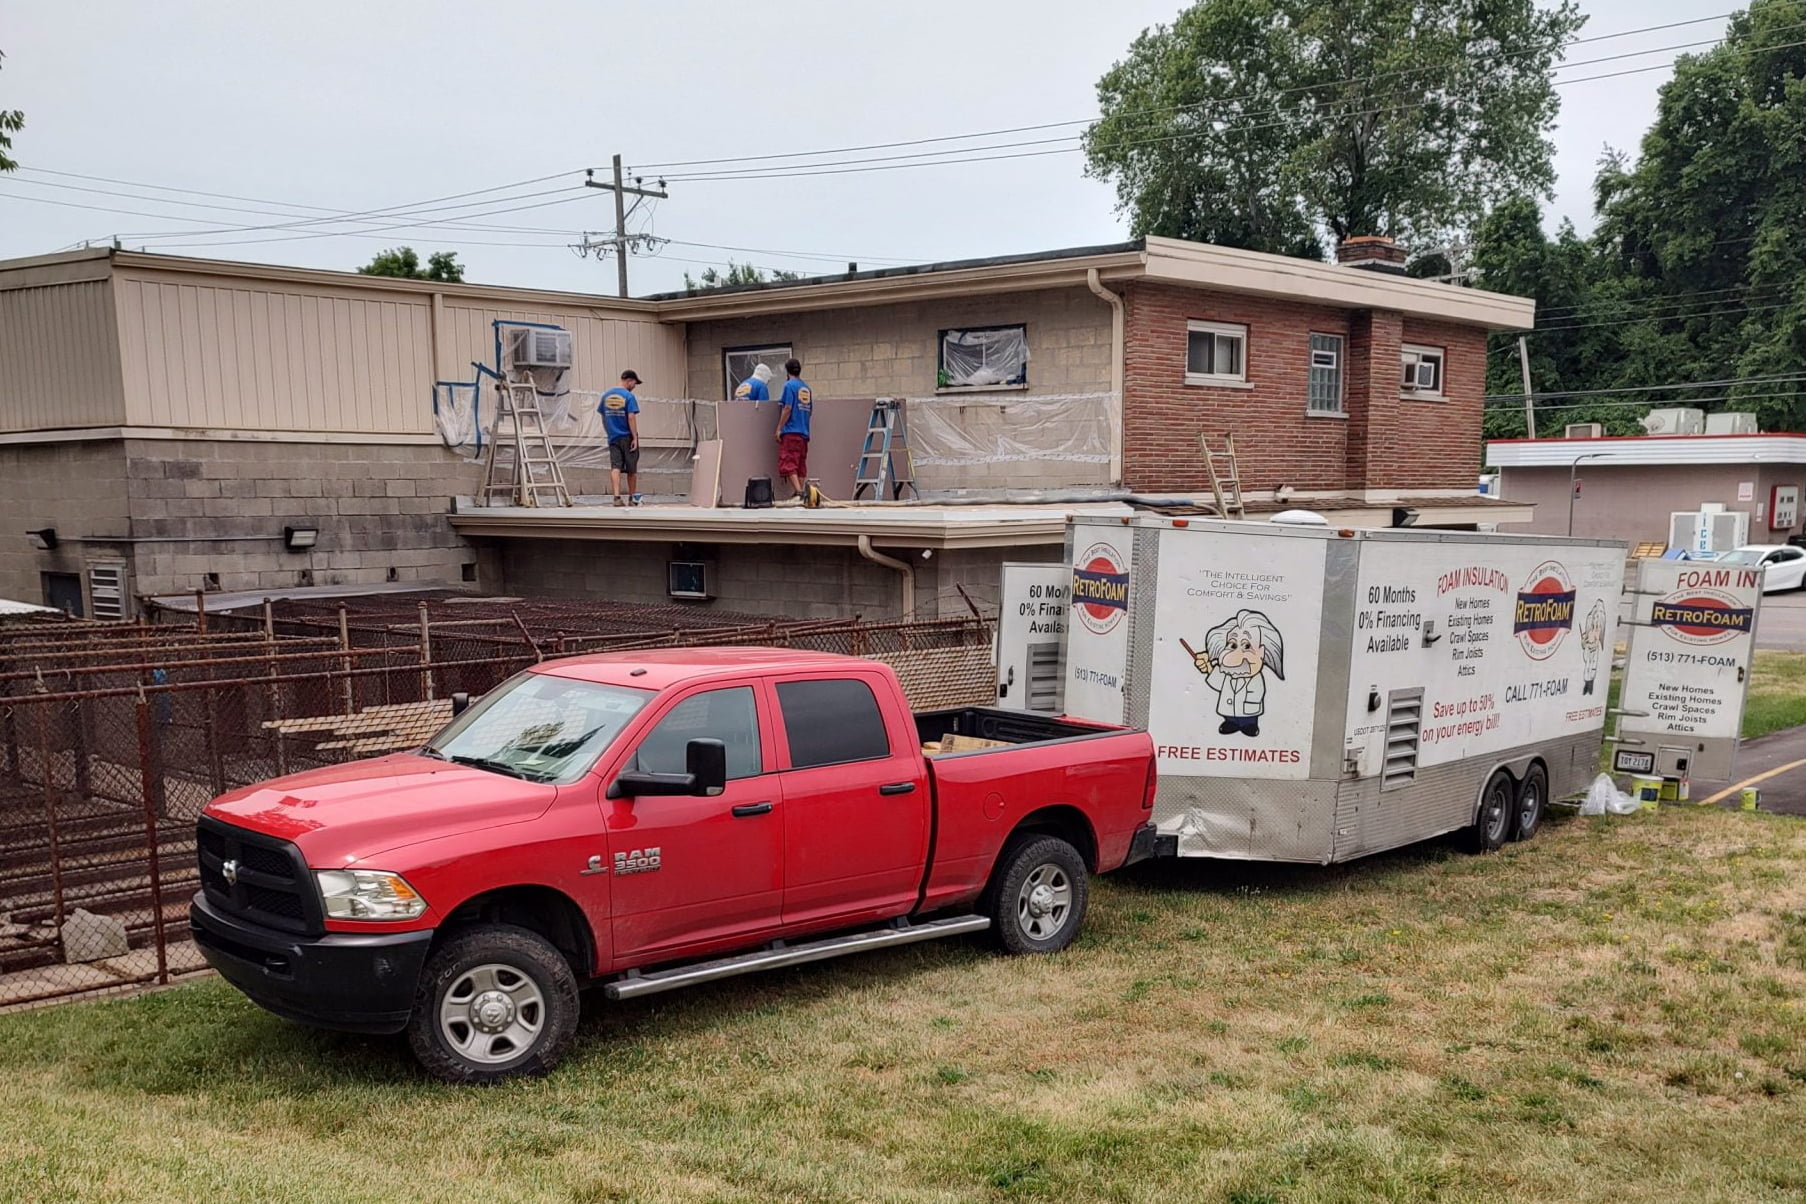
602, 915, 991, 1001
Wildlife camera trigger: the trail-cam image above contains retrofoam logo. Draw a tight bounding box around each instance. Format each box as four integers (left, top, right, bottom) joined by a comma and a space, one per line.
1513, 560, 1577, 661
1650, 588, 1754, 646
1071, 541, 1130, 636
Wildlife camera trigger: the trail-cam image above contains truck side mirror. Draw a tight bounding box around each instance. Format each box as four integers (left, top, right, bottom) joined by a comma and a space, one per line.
687, 738, 728, 797
450, 692, 471, 717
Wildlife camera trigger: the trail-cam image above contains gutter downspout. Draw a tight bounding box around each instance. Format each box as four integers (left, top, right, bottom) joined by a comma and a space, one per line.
1087, 267, 1125, 485
857, 535, 915, 621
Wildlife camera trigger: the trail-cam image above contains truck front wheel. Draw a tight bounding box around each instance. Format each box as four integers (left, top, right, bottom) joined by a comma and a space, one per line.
407, 924, 580, 1084
989, 834, 1089, 956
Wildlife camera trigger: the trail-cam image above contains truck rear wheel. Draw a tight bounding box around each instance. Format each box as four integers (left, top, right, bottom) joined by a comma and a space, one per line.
407, 924, 580, 1084
988, 834, 1089, 956
1461, 770, 1515, 854
1511, 763, 1548, 842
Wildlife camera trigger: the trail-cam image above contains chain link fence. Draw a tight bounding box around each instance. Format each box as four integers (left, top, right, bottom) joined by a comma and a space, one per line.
2, 602, 997, 1011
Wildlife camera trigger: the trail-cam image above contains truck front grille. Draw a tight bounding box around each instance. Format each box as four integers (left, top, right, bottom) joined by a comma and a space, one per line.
196, 816, 323, 936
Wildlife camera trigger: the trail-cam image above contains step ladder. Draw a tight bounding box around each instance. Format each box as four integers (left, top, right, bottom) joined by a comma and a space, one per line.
852, 398, 917, 501
480, 378, 572, 507
1199, 433, 1246, 519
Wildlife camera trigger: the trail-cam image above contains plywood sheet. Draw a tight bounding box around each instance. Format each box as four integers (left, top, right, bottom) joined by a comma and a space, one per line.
689, 439, 723, 507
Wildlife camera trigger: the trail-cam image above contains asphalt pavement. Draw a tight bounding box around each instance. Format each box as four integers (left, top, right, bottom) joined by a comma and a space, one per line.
1758, 591, 1806, 652
1687, 723, 1806, 817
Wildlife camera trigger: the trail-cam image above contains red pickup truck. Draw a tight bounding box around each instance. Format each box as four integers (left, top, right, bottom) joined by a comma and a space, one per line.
190, 648, 1157, 1082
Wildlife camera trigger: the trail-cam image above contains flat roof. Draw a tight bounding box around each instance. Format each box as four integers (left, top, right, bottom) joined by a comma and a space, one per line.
1487, 433, 1806, 468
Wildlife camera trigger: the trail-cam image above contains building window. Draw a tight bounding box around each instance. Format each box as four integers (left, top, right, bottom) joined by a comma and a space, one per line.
1185, 320, 1247, 385
724, 344, 792, 400
1307, 333, 1344, 414
1401, 344, 1446, 397
938, 325, 1028, 390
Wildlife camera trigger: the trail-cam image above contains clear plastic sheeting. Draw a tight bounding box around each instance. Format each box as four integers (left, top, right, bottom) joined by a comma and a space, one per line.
905, 392, 1114, 467
434, 380, 717, 470
1580, 773, 1642, 816
939, 327, 1028, 388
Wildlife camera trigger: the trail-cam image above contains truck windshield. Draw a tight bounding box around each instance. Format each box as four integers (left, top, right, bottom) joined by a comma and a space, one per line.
424, 672, 653, 785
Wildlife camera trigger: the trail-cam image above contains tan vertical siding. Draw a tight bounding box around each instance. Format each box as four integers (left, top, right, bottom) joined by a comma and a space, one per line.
0, 279, 127, 431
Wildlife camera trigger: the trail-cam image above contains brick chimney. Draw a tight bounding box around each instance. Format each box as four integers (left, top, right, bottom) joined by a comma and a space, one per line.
1336, 235, 1408, 275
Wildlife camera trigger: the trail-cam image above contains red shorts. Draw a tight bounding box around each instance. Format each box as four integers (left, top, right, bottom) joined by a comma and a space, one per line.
777, 433, 809, 477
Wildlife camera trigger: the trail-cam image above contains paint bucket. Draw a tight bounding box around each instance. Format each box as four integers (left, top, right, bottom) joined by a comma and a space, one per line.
1657, 777, 1691, 803
1740, 787, 1762, 812
1630, 775, 1663, 809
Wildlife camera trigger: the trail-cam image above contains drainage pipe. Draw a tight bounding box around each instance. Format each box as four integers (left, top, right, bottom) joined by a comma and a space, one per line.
857, 535, 915, 621
1086, 267, 1126, 485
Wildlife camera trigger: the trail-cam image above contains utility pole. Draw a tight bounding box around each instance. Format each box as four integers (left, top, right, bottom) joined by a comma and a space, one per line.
1517, 336, 1537, 438
581, 155, 668, 298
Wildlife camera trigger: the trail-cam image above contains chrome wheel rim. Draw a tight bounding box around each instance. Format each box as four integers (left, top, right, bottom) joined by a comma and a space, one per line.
1016, 863, 1072, 941
1485, 783, 1511, 843
1519, 782, 1542, 834
439, 962, 545, 1065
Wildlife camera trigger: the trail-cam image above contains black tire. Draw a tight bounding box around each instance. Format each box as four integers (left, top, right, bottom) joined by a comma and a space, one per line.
406, 924, 580, 1085
1460, 770, 1515, 854
987, 834, 1089, 955
1511, 763, 1548, 843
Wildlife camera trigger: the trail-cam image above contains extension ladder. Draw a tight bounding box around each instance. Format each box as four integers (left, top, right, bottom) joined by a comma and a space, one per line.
1199, 433, 1246, 519
480, 379, 572, 507
852, 398, 916, 501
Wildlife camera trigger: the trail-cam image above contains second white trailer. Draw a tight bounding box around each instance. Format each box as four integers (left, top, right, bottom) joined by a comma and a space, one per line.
1063, 516, 1627, 863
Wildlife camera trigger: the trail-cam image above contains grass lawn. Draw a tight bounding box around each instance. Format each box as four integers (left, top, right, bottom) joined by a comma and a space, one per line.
1744, 652, 1806, 741
5, 810, 1806, 1203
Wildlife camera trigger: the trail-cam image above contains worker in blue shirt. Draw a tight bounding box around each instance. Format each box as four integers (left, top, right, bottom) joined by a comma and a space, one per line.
774, 358, 812, 498
599, 370, 641, 506
733, 362, 773, 402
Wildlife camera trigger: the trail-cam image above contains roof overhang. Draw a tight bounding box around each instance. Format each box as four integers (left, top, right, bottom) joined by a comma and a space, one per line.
1141, 238, 1535, 331
1488, 434, 1806, 468
448, 502, 1135, 549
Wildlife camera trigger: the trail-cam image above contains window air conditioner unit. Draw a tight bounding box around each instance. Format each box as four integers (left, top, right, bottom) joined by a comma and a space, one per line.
668, 561, 713, 601
1705, 411, 1759, 435
507, 326, 573, 370
1564, 422, 1604, 439
1401, 361, 1436, 390
1640, 407, 1705, 436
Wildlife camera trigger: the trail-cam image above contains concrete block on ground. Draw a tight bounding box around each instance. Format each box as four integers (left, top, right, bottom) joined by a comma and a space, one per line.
61, 909, 129, 963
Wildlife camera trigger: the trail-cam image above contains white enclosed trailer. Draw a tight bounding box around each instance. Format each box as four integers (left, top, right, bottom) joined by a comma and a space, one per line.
1063, 516, 1627, 862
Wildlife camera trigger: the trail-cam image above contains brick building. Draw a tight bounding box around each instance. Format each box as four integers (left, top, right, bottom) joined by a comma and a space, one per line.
1, 236, 1533, 620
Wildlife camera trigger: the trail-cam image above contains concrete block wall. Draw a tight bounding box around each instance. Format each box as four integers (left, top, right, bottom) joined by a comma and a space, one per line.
686, 287, 1117, 493
0, 442, 132, 607
119, 438, 479, 597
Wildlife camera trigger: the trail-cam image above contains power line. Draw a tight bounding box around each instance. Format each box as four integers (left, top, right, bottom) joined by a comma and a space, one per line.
629, 12, 1739, 174
1485, 391, 1806, 413
1484, 372, 1806, 402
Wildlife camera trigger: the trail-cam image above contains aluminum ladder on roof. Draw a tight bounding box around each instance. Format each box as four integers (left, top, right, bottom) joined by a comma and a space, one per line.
852, 397, 916, 501
1199, 432, 1246, 519
480, 378, 572, 507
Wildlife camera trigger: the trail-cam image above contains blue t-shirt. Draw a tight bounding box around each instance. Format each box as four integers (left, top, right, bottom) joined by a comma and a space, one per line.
599, 387, 639, 441
778, 378, 813, 438
734, 377, 770, 402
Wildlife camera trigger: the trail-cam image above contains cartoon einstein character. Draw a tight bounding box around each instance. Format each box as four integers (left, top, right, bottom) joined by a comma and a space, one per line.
1580, 598, 1607, 696
1185, 609, 1285, 738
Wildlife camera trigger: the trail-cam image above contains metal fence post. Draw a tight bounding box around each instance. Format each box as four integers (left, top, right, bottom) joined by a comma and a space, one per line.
339, 603, 354, 715
136, 690, 170, 986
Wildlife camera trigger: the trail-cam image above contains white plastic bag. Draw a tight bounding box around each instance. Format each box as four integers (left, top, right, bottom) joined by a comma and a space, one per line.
1581, 772, 1640, 816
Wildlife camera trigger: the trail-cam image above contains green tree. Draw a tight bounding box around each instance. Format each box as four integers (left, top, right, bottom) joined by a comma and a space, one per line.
356, 246, 464, 282
681, 260, 805, 291
1083, 0, 1583, 256
1587, 0, 1806, 429
0, 50, 24, 173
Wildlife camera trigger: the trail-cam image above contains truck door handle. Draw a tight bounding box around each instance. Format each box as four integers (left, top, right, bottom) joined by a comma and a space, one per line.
878, 782, 917, 796
731, 801, 774, 817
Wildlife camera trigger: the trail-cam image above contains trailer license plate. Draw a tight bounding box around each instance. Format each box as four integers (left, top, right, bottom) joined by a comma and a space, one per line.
1614, 750, 1655, 774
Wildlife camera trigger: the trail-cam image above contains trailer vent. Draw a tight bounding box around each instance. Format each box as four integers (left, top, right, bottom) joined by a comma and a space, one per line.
1382, 688, 1423, 791
88, 562, 127, 621
1026, 641, 1060, 711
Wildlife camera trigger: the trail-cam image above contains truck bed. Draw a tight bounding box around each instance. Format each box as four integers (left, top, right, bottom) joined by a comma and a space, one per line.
913, 707, 1110, 752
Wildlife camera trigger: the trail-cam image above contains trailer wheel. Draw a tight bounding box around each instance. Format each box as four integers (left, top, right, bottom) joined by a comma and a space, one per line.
988, 834, 1089, 956
1511, 764, 1548, 843
1461, 770, 1515, 854
407, 924, 580, 1085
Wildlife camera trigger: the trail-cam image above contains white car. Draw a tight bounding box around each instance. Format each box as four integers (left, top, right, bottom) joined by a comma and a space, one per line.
1714, 545, 1806, 593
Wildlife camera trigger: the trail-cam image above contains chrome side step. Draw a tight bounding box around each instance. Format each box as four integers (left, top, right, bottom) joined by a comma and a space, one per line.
602, 914, 991, 1001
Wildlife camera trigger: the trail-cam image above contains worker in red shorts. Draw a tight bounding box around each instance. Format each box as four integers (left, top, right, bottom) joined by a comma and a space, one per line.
774, 357, 812, 499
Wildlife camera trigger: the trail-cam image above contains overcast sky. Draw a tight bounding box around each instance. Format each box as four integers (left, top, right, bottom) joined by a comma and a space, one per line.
0, 0, 1731, 297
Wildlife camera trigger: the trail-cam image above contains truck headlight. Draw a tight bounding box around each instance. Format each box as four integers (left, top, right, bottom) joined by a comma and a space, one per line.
315, 869, 427, 920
